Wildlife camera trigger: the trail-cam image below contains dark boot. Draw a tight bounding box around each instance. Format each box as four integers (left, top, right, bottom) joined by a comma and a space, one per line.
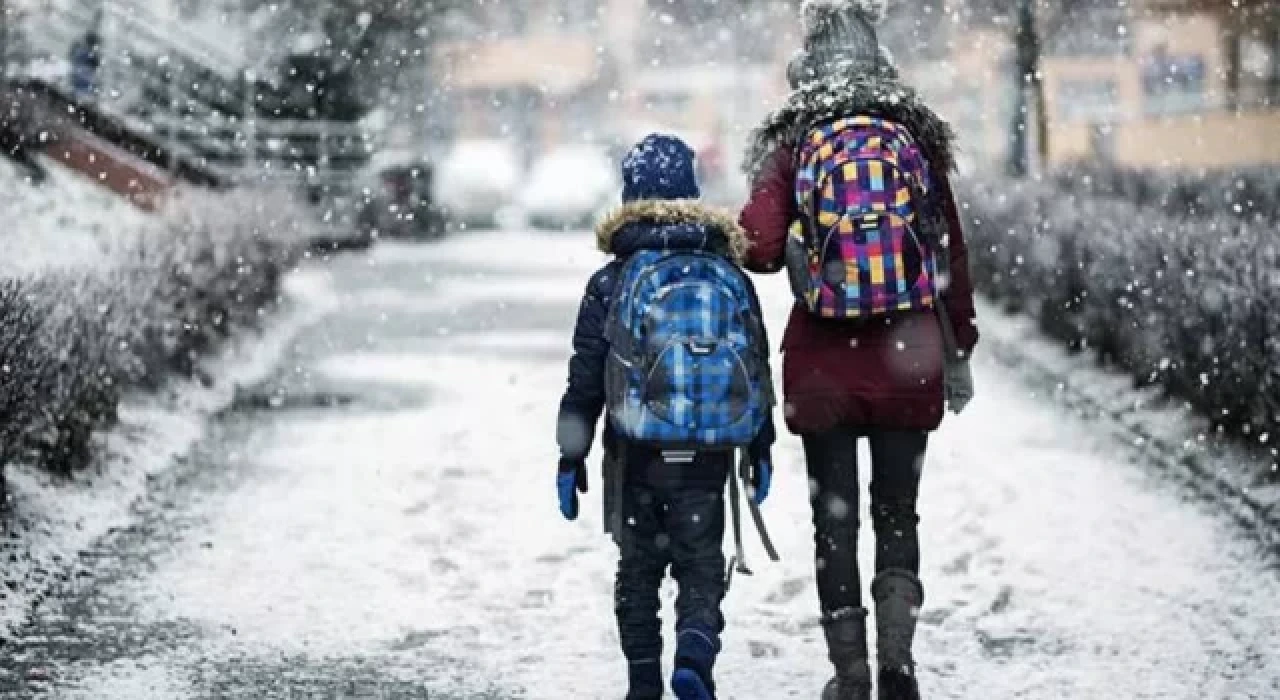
820, 607, 872, 700
625, 659, 664, 700
871, 569, 924, 700
671, 625, 718, 700
876, 668, 921, 700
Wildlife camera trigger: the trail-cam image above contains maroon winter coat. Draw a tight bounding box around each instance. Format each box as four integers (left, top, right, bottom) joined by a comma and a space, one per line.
739, 146, 979, 435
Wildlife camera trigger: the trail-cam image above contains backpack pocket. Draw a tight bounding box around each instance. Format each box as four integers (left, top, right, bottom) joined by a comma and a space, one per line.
643, 337, 752, 433
852, 211, 933, 314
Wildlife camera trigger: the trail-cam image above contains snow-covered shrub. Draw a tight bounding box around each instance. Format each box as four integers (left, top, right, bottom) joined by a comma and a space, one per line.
0, 188, 304, 480
1053, 165, 1280, 226
958, 176, 1280, 457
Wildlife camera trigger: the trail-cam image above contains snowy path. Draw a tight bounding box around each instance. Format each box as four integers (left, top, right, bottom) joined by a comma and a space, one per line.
2, 231, 1278, 699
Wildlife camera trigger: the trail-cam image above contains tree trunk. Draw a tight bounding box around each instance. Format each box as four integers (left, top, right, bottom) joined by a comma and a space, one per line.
0, 0, 8, 79
1223, 21, 1242, 111
1269, 21, 1280, 105
1008, 0, 1046, 176
1008, 80, 1028, 177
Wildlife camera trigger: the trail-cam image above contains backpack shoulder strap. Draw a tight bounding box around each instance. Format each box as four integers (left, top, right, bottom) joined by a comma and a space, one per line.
793, 121, 838, 239
900, 162, 960, 360
726, 450, 780, 590
604, 252, 657, 347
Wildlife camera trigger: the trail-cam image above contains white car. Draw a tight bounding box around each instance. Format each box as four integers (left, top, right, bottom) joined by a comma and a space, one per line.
520, 145, 618, 230
433, 140, 522, 229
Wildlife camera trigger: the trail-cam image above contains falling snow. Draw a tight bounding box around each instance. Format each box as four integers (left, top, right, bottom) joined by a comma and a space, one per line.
1, 1, 1278, 698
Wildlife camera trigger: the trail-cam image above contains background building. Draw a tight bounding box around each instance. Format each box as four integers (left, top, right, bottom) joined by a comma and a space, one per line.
431, 0, 1279, 185
431, 0, 796, 199
904, 0, 1280, 171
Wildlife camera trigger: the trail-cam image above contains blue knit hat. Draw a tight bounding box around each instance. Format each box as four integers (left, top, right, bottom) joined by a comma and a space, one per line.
621, 134, 701, 203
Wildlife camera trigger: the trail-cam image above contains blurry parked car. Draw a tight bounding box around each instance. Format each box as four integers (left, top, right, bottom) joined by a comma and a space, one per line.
433, 140, 522, 229
521, 145, 617, 230
357, 158, 447, 241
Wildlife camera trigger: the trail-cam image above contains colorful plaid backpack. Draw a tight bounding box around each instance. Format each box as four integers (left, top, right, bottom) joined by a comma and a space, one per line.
604, 250, 771, 449
786, 116, 942, 319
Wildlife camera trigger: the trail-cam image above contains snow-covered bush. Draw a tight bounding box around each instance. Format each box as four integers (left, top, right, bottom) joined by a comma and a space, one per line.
958, 176, 1280, 458
1053, 165, 1280, 226
0, 188, 303, 481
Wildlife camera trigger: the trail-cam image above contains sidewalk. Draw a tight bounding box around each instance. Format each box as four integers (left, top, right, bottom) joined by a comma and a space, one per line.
3, 231, 1277, 699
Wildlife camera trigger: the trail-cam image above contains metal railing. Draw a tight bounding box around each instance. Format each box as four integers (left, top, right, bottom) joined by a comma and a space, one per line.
15, 0, 380, 186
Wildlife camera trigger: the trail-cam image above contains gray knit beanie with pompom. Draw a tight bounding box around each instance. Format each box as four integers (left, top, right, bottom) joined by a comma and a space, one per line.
789, 0, 892, 88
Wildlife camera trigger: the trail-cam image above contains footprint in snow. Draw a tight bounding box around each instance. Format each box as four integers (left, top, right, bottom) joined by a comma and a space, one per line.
430, 557, 459, 574
941, 551, 972, 575
535, 545, 592, 565
765, 577, 810, 605
521, 589, 554, 609
402, 501, 430, 517
748, 640, 782, 658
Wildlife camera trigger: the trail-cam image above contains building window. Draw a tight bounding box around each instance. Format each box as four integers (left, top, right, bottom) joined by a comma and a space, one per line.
1056, 79, 1119, 123
1142, 47, 1207, 116
1239, 33, 1279, 108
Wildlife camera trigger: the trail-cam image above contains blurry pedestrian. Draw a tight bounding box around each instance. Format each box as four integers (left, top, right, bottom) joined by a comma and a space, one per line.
556, 133, 777, 700
69, 27, 102, 100
738, 1, 979, 698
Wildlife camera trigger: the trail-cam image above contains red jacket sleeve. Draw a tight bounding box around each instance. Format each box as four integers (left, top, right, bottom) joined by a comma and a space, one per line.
739, 147, 797, 274
936, 172, 980, 355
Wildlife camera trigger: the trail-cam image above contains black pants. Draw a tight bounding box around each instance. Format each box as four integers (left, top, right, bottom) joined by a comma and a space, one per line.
803, 428, 927, 615
614, 478, 727, 666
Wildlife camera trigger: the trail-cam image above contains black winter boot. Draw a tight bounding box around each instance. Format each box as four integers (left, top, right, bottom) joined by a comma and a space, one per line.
871, 569, 924, 700
820, 607, 872, 700
876, 668, 921, 700
625, 659, 664, 700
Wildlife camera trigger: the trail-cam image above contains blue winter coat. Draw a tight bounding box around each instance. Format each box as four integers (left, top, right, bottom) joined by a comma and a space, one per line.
556, 200, 776, 488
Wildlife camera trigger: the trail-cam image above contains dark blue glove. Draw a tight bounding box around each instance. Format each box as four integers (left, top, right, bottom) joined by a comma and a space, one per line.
749, 453, 772, 506
557, 458, 588, 521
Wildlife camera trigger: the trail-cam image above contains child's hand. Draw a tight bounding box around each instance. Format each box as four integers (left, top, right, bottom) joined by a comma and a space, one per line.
749, 454, 772, 506
557, 458, 588, 521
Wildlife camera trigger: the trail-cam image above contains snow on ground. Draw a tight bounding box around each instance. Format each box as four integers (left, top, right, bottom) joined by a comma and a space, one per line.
0, 152, 324, 639
0, 158, 156, 276
3, 229, 1272, 698
974, 298, 1280, 551
0, 270, 335, 637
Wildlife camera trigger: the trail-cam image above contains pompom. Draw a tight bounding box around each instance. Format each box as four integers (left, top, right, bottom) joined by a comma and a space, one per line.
801, 0, 890, 27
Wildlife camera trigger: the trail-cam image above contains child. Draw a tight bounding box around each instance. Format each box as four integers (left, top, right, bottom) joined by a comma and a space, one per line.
556, 134, 777, 700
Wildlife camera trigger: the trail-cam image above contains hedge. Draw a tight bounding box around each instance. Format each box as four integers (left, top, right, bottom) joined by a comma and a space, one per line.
0, 190, 305, 492
957, 175, 1280, 468
1052, 165, 1280, 226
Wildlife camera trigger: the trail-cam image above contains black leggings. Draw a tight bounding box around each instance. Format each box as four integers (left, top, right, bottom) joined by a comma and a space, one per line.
803, 428, 927, 615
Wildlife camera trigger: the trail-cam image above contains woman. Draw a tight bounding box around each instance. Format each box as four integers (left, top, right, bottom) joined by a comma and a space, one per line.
738, 2, 979, 699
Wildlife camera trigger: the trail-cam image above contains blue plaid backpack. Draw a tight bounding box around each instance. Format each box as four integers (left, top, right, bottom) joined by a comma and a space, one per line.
604, 250, 771, 449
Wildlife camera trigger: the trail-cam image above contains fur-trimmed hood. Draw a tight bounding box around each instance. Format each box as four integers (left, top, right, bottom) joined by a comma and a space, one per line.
595, 199, 751, 264
743, 68, 956, 181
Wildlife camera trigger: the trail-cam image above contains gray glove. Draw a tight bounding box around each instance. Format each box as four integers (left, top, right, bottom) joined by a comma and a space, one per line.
944, 357, 975, 415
